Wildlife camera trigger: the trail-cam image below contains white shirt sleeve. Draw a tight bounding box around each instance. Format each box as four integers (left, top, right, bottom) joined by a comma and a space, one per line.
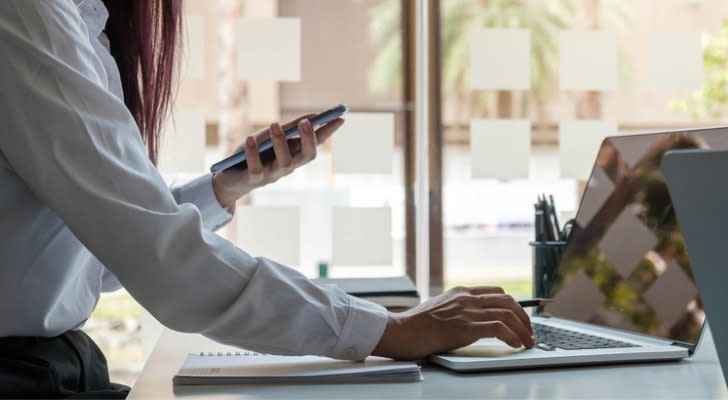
0, 0, 388, 360
170, 174, 234, 232
101, 174, 234, 292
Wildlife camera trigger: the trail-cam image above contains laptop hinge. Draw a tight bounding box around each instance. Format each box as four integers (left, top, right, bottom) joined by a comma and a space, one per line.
672, 340, 697, 355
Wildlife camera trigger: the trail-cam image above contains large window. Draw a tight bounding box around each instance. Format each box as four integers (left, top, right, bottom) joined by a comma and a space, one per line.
435, 0, 728, 297
84, 0, 728, 386
85, 0, 408, 386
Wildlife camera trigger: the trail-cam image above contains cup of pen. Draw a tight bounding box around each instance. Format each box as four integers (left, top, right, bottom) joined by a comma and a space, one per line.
529, 240, 566, 313
531, 194, 569, 313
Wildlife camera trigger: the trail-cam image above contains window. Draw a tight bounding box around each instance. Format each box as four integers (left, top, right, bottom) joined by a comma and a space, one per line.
435, 0, 728, 297
85, 0, 728, 386
85, 0, 409, 386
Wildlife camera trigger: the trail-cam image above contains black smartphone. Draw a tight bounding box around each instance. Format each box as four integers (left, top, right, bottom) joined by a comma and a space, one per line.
210, 103, 349, 173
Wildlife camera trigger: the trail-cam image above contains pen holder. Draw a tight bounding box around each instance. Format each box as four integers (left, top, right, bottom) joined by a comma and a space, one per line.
529, 241, 567, 300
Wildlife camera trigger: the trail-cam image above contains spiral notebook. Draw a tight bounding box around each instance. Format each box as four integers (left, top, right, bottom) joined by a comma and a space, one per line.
173, 352, 423, 385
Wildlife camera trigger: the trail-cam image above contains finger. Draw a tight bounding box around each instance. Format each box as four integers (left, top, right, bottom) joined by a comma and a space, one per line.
286, 138, 303, 155
269, 122, 293, 170
313, 118, 344, 144
252, 113, 314, 146
473, 308, 534, 348
472, 321, 523, 349
295, 119, 318, 164
249, 126, 272, 148
477, 294, 533, 334
456, 293, 530, 333
469, 286, 506, 296
281, 113, 317, 132
244, 136, 264, 184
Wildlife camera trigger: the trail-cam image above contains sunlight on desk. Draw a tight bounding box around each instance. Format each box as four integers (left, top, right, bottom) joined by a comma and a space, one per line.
129, 326, 728, 400
448, 339, 525, 358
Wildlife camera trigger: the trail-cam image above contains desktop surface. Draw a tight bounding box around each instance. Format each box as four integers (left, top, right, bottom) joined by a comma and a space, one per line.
129, 325, 727, 399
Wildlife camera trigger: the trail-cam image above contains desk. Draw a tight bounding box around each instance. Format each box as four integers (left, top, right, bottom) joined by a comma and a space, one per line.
129, 326, 728, 399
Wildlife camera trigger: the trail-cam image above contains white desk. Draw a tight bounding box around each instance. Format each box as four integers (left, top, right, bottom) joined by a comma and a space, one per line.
129, 327, 728, 399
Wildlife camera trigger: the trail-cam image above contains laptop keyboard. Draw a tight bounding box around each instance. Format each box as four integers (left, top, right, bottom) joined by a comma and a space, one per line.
533, 323, 641, 351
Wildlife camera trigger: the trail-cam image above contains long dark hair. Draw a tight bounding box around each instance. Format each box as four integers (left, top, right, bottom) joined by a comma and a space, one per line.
101, 0, 183, 165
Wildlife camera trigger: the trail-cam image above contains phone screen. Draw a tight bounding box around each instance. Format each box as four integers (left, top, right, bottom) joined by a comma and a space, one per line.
210, 103, 348, 173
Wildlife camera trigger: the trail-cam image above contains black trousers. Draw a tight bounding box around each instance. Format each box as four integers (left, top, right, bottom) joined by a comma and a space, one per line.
0, 330, 129, 399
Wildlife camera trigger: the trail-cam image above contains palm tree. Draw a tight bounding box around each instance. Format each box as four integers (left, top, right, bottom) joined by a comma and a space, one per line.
669, 19, 728, 119
368, 0, 403, 98
369, 0, 629, 126
369, 0, 574, 123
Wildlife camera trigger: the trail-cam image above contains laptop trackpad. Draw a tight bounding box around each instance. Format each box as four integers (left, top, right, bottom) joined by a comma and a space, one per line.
448, 338, 526, 358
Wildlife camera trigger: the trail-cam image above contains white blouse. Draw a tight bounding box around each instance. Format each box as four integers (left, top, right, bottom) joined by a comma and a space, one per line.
0, 0, 387, 360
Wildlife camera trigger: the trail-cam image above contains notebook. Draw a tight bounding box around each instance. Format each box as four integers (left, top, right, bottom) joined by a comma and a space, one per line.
173, 352, 423, 385
313, 276, 420, 310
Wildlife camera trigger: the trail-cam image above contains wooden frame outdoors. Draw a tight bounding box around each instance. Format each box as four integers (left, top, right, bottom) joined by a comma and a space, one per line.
402, 0, 444, 295
402, 0, 417, 289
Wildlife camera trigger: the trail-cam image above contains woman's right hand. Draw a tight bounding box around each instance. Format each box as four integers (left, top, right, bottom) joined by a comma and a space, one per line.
371, 286, 535, 361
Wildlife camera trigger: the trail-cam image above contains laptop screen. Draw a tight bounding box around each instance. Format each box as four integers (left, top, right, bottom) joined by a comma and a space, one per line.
544, 128, 728, 346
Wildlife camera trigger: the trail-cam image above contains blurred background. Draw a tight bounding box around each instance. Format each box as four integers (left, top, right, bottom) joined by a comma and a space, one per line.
84, 0, 728, 386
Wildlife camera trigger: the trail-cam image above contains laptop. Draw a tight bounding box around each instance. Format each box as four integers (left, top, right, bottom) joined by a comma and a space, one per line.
431, 126, 728, 371
663, 147, 728, 387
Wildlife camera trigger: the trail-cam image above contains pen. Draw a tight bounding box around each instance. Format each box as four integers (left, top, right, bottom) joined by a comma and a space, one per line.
534, 204, 544, 241
542, 197, 555, 242
549, 194, 562, 239
518, 298, 554, 308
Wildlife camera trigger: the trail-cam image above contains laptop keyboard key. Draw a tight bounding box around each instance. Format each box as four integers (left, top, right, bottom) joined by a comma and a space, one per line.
533, 323, 640, 350
536, 343, 556, 351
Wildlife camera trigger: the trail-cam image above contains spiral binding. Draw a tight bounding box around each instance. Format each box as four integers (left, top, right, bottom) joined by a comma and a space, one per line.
197, 351, 265, 356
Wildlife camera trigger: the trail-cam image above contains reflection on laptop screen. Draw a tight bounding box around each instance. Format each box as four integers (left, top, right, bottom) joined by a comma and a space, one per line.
545, 129, 728, 345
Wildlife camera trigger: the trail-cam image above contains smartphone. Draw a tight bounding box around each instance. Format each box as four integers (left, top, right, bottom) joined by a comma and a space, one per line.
210, 103, 349, 173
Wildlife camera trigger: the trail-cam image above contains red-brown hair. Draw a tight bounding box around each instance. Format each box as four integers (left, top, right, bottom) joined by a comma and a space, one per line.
101, 0, 183, 165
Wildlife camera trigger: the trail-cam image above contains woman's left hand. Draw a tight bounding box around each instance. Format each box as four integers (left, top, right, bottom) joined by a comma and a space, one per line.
211, 114, 345, 209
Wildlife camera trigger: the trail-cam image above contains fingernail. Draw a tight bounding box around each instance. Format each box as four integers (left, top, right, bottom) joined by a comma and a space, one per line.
246, 136, 255, 146
272, 123, 283, 137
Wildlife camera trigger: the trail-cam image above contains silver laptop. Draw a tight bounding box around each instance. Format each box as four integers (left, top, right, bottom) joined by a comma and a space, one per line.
663, 147, 728, 387
431, 127, 728, 371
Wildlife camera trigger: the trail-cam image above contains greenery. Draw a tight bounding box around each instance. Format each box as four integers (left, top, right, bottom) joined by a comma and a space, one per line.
368, 0, 630, 122
441, 0, 574, 114
369, 0, 574, 118
444, 279, 532, 298
90, 291, 142, 320
368, 0, 403, 96
670, 20, 728, 119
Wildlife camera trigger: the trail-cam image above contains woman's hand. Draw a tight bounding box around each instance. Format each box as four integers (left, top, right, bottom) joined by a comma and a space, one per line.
372, 286, 535, 361
212, 114, 345, 208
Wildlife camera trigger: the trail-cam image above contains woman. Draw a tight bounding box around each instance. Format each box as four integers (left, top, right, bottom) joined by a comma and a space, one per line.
0, 0, 534, 397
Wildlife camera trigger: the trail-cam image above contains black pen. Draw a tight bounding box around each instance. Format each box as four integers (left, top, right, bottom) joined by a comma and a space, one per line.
518, 298, 554, 308
534, 204, 544, 242
549, 194, 562, 239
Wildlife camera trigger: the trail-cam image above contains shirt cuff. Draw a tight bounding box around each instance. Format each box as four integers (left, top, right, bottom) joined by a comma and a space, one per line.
171, 173, 234, 231
330, 295, 389, 360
